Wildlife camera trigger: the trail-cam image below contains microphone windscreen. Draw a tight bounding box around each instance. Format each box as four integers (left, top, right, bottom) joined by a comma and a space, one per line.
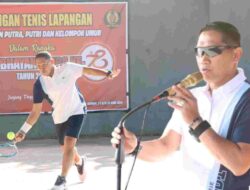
180, 72, 203, 88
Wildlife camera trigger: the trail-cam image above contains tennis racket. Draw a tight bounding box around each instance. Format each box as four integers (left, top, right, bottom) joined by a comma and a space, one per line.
0, 141, 18, 158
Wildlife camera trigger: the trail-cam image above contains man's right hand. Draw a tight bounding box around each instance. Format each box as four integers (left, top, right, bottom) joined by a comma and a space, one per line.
15, 131, 26, 143
111, 126, 138, 154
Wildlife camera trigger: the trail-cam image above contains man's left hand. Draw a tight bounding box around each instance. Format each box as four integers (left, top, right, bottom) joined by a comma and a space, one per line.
167, 84, 200, 125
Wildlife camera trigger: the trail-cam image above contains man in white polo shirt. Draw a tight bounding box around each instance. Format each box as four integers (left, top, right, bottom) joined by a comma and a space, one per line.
111, 21, 250, 190
15, 51, 119, 190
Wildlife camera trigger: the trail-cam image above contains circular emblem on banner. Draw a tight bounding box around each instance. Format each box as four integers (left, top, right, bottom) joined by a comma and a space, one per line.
81, 44, 113, 81
104, 10, 121, 28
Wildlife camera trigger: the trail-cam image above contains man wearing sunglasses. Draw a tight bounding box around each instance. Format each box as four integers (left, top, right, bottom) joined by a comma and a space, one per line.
111, 21, 250, 190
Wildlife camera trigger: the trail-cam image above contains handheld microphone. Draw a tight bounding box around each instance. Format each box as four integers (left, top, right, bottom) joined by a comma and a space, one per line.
152, 71, 203, 101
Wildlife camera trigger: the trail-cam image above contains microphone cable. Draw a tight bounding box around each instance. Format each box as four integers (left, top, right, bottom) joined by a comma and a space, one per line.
124, 103, 152, 190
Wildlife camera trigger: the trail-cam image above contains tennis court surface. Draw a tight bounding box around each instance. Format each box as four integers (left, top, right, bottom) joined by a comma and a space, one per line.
0, 137, 185, 190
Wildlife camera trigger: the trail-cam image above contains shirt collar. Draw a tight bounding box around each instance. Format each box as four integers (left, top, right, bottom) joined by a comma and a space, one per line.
43, 65, 57, 79
202, 68, 246, 98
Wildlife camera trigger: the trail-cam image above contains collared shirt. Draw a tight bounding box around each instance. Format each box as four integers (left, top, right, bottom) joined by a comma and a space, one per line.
167, 68, 247, 189
33, 62, 87, 124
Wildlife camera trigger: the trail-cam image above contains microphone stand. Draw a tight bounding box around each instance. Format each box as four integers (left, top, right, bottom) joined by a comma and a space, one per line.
115, 91, 167, 190
114, 72, 203, 189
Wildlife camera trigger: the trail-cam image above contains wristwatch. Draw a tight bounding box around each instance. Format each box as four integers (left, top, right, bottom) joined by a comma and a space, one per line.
189, 120, 211, 142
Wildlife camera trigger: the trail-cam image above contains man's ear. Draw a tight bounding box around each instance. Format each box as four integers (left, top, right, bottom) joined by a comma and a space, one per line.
233, 47, 243, 63
50, 58, 55, 65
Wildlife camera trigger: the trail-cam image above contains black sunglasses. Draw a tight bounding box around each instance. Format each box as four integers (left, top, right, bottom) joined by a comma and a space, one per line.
194, 45, 238, 58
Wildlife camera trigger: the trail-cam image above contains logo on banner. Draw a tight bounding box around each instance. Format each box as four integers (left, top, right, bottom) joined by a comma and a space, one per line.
81, 44, 113, 81
104, 10, 121, 28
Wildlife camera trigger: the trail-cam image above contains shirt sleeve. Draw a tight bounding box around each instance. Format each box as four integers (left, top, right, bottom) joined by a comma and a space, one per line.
33, 78, 45, 103
66, 62, 84, 80
230, 89, 250, 143
165, 110, 184, 135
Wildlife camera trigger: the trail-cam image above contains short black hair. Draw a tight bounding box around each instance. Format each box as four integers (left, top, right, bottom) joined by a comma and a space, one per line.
35, 51, 52, 60
199, 21, 241, 47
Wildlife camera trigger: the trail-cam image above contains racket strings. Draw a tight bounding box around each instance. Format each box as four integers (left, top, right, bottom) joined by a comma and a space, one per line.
0, 142, 18, 158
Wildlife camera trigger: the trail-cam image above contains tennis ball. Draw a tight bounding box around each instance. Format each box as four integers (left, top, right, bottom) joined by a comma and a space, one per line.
7, 131, 15, 140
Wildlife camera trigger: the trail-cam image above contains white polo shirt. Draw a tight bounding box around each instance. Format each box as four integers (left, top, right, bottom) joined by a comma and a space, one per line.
33, 62, 87, 124
167, 68, 247, 189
